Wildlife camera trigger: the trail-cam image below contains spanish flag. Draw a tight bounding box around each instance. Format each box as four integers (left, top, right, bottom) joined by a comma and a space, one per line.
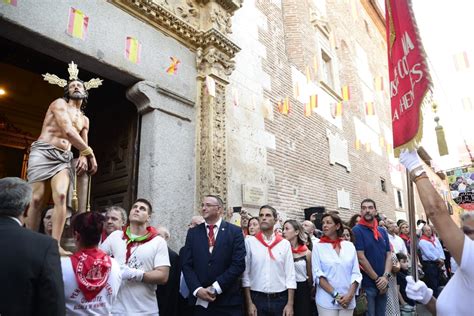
341, 86, 350, 101
125, 37, 141, 64
4, 0, 17, 6
453, 51, 470, 71
374, 77, 384, 91
365, 102, 375, 116
306, 66, 312, 83
304, 103, 312, 117
310, 94, 318, 109
67, 8, 89, 40
332, 102, 343, 117
278, 97, 290, 115
166, 57, 180, 74
313, 56, 318, 76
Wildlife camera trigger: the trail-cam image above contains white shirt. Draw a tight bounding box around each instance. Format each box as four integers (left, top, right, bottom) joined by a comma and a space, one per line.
61, 256, 121, 315
192, 218, 224, 297
242, 234, 296, 292
312, 240, 362, 310
388, 234, 408, 255
418, 236, 445, 261
437, 236, 474, 316
100, 230, 170, 315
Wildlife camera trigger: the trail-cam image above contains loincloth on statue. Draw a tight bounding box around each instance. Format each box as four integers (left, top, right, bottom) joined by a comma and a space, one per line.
27, 140, 74, 184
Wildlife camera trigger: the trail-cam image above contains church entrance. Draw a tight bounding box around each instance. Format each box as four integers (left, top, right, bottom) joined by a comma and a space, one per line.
0, 37, 139, 212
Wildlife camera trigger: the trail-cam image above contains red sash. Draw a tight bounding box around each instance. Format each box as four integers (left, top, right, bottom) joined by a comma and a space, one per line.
255, 232, 284, 260
70, 248, 111, 301
291, 244, 308, 254
399, 233, 410, 242
122, 226, 159, 263
319, 236, 343, 249
420, 234, 436, 246
358, 217, 382, 240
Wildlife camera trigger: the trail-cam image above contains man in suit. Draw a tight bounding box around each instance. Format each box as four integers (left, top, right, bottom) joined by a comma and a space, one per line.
0, 177, 65, 316
182, 195, 246, 315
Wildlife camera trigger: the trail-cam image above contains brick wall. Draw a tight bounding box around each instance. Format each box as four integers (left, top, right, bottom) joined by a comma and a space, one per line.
229, 0, 405, 223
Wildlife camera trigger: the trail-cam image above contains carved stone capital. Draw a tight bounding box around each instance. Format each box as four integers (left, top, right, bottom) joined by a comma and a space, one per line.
195, 33, 238, 81
126, 81, 157, 114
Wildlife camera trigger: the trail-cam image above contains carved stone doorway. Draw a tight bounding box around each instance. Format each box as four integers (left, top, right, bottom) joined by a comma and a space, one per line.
0, 37, 138, 212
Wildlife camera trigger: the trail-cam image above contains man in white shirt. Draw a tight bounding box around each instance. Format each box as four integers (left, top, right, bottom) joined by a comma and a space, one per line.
386, 219, 408, 255
418, 224, 445, 297
100, 198, 170, 315
242, 205, 296, 316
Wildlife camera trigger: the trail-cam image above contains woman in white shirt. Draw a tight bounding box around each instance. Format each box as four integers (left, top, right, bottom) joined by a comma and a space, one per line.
283, 219, 312, 316
312, 213, 362, 316
61, 212, 121, 315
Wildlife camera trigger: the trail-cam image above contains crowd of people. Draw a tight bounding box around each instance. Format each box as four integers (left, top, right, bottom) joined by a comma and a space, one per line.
0, 150, 473, 316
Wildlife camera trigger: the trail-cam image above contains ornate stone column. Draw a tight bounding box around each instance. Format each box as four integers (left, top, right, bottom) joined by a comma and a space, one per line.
194, 0, 242, 205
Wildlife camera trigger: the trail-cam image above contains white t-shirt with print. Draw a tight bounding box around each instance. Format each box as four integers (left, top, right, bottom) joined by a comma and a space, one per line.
436, 236, 474, 315
100, 230, 170, 316
61, 256, 121, 315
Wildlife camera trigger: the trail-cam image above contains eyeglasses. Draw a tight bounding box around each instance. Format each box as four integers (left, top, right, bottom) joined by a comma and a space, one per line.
361, 205, 375, 210
201, 203, 220, 208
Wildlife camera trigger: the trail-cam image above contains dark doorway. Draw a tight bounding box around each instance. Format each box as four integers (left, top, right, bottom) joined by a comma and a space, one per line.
0, 37, 139, 211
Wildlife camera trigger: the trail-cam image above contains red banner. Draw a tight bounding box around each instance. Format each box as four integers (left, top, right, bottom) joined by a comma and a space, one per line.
385, 0, 431, 156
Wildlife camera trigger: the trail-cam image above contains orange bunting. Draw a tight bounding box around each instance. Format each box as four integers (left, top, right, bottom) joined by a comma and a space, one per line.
374, 77, 384, 91
341, 86, 350, 101
166, 57, 180, 74
310, 94, 318, 109
365, 102, 375, 116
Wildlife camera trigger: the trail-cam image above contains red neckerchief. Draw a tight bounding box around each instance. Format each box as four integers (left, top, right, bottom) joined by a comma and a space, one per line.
399, 233, 410, 242
319, 236, 343, 249
358, 217, 382, 240
420, 234, 436, 246
122, 226, 159, 263
70, 248, 111, 301
291, 244, 308, 254
255, 231, 284, 260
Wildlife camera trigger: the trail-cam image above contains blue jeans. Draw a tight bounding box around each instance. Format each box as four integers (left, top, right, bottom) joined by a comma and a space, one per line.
365, 287, 387, 316
251, 290, 288, 316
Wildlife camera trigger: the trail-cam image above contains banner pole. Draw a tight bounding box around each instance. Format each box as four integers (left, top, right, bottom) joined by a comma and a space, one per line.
406, 169, 419, 282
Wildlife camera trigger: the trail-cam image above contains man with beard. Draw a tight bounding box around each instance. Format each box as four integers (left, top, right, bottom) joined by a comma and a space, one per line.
242, 205, 296, 316
26, 62, 100, 256
352, 199, 392, 316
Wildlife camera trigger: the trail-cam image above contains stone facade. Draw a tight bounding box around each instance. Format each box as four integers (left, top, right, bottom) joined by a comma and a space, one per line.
227, 0, 407, 223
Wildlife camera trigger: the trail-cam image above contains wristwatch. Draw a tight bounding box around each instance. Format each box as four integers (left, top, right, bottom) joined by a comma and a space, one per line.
410, 165, 426, 182
383, 272, 391, 279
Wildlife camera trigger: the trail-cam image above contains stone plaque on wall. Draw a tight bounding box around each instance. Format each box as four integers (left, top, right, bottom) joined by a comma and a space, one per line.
242, 184, 266, 206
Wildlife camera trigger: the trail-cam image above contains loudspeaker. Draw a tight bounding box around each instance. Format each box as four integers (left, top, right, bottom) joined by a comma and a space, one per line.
304, 206, 325, 230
